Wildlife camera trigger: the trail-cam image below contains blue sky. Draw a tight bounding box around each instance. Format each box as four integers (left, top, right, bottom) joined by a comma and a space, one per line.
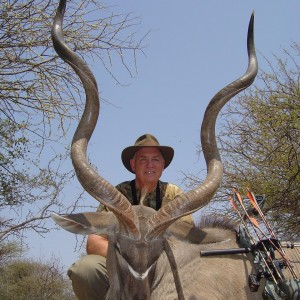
27, 1, 300, 270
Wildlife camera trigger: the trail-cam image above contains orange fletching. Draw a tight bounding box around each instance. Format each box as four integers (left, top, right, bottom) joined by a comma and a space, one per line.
247, 191, 259, 210
228, 196, 238, 210
233, 188, 243, 204
249, 216, 260, 228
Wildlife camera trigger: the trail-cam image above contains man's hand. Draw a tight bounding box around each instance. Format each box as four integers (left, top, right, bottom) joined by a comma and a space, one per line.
86, 234, 108, 257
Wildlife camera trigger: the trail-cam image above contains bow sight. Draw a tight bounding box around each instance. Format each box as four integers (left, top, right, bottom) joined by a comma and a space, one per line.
200, 189, 300, 299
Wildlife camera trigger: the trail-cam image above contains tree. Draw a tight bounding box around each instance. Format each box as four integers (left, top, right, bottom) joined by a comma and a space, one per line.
0, 0, 145, 243
202, 42, 300, 241
0, 256, 76, 300
0, 241, 23, 267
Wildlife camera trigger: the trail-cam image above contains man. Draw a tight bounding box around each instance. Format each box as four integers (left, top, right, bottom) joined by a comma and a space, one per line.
68, 134, 193, 299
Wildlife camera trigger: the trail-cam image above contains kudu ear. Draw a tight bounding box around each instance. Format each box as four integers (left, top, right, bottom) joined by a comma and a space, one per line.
51, 212, 117, 236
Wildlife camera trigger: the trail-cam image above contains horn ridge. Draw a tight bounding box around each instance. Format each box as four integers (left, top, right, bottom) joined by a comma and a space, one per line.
51, 0, 140, 238
146, 13, 258, 239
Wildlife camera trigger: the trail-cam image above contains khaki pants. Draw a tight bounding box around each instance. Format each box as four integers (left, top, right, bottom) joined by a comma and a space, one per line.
68, 255, 109, 300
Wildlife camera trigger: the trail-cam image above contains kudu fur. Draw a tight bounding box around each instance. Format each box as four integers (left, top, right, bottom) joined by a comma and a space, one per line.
51, 0, 258, 299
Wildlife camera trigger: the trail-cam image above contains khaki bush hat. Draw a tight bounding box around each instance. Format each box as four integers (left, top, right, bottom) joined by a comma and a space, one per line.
121, 134, 174, 173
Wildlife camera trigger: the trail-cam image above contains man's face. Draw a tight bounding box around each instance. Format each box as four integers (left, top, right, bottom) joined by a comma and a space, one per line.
130, 147, 165, 188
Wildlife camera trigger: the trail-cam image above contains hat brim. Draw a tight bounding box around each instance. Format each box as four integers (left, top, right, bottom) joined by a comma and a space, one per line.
121, 145, 174, 173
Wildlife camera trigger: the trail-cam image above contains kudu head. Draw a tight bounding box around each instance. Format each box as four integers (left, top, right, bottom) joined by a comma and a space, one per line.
51, 0, 258, 299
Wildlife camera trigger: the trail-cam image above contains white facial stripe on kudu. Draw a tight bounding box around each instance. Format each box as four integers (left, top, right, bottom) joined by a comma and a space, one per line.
127, 264, 153, 280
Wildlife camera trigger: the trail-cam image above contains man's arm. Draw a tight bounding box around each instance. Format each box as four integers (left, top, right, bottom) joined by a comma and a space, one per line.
85, 182, 129, 257
86, 234, 108, 257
